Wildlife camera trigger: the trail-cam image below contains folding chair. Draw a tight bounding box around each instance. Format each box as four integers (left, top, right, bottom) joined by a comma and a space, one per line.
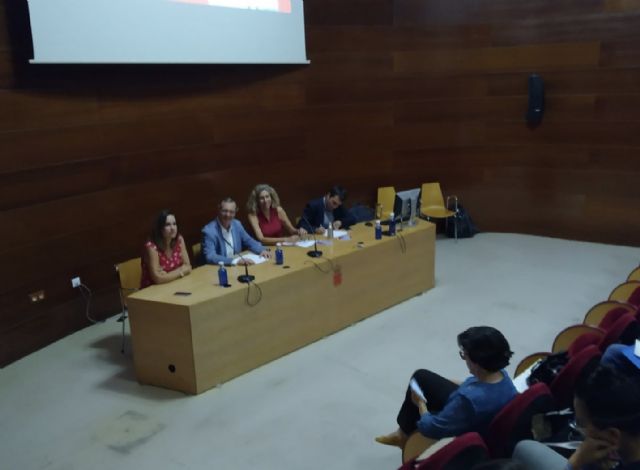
114, 257, 142, 354
420, 182, 458, 241
377, 186, 396, 220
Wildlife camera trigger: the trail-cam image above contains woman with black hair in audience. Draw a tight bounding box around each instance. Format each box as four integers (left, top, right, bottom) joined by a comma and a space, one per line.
140, 209, 191, 288
375, 326, 517, 450
513, 364, 640, 470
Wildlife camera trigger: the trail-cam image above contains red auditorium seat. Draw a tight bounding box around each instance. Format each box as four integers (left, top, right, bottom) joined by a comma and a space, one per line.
484, 383, 556, 458
568, 331, 605, 357
599, 314, 640, 351
549, 345, 601, 409
398, 432, 489, 470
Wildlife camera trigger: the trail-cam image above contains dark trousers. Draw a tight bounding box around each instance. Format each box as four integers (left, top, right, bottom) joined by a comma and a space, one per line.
397, 369, 459, 434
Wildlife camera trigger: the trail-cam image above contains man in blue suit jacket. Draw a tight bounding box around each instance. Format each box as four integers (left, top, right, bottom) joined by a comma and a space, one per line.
202, 198, 270, 266
298, 185, 356, 234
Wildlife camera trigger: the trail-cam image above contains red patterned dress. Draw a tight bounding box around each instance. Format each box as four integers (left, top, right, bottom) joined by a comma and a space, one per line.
140, 237, 184, 288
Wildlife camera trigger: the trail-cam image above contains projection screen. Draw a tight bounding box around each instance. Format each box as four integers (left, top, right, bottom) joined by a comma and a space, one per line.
27, 0, 309, 64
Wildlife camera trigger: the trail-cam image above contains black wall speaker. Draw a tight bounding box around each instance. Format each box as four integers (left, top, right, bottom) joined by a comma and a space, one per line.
526, 74, 544, 127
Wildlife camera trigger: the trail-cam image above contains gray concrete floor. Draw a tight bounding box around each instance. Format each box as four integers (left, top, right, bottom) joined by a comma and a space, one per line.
2, 233, 639, 470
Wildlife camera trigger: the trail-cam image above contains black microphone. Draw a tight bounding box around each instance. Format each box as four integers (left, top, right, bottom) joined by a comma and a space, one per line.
222, 237, 256, 284
300, 213, 322, 258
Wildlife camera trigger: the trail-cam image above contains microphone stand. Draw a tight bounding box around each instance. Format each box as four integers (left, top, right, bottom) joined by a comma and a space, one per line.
223, 237, 256, 284
300, 214, 322, 258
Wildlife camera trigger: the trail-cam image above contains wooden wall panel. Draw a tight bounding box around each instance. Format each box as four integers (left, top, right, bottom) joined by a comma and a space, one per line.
2, 0, 640, 366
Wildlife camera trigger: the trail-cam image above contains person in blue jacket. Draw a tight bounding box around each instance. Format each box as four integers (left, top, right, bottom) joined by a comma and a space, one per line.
375, 326, 517, 450
202, 197, 270, 266
298, 185, 356, 234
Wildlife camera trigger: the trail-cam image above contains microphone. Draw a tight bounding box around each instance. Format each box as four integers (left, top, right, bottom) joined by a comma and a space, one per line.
300, 213, 322, 258
222, 237, 256, 284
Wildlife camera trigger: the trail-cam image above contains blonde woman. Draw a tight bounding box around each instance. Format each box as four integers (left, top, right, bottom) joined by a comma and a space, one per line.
246, 184, 306, 245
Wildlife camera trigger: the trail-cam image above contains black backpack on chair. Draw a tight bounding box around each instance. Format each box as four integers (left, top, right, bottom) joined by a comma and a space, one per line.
446, 205, 479, 239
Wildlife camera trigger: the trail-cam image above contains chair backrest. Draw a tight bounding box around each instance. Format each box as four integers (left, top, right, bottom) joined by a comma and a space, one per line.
583, 301, 636, 327
192, 242, 202, 267
377, 186, 396, 220
115, 257, 142, 301
514, 352, 550, 378
628, 266, 640, 282
609, 281, 640, 307
485, 383, 556, 458
599, 314, 640, 351
552, 324, 603, 353
567, 331, 605, 357
550, 345, 601, 408
599, 306, 635, 330
406, 433, 489, 470
420, 182, 446, 210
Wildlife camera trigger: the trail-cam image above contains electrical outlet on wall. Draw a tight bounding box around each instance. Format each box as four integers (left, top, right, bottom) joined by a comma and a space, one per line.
28, 290, 45, 303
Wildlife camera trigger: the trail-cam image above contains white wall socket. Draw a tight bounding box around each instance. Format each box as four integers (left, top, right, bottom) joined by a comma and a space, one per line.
71, 277, 81, 288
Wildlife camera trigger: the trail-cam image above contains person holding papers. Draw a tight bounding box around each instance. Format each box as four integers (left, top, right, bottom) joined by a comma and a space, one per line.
246, 183, 307, 245
298, 185, 356, 235
140, 210, 192, 288
375, 326, 517, 450
202, 197, 270, 266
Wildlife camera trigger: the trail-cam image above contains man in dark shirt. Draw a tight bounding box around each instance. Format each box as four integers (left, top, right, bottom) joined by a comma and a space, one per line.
298, 185, 356, 234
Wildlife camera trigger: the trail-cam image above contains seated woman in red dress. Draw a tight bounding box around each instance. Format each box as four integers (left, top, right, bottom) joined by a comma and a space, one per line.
140, 210, 192, 288
246, 184, 307, 245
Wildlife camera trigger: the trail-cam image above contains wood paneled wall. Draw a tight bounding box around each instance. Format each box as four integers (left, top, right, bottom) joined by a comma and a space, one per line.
2, 0, 640, 366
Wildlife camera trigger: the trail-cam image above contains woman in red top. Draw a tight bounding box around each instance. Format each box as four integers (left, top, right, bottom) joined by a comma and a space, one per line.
140, 210, 192, 288
246, 184, 307, 245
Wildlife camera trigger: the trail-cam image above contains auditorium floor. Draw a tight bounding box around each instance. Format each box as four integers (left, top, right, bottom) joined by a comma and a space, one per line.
2, 233, 639, 470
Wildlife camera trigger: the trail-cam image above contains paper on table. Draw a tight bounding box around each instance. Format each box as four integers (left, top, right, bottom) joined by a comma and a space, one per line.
409, 378, 426, 402
324, 229, 348, 238
294, 240, 316, 248
231, 253, 267, 265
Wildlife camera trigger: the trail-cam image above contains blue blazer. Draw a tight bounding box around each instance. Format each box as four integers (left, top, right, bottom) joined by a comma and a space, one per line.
201, 219, 264, 265
298, 196, 356, 233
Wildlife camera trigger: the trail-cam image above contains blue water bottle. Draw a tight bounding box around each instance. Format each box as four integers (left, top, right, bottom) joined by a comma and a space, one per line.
217, 261, 228, 286
375, 219, 382, 240
275, 243, 284, 265
389, 212, 396, 236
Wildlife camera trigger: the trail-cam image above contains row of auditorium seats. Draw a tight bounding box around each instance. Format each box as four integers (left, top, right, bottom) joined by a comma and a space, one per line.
397, 265, 640, 470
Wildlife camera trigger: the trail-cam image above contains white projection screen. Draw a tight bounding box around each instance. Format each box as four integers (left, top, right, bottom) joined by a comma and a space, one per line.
27, 0, 308, 64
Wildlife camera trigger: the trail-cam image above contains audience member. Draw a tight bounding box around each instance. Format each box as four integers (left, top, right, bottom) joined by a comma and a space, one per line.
375, 326, 517, 450
202, 197, 270, 266
602, 342, 640, 379
513, 364, 640, 470
140, 209, 191, 288
246, 183, 307, 245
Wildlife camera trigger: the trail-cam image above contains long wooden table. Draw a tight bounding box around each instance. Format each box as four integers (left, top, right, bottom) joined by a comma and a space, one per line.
127, 221, 435, 394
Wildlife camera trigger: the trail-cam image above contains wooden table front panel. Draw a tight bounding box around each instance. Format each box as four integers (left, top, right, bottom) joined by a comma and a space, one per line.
128, 221, 435, 394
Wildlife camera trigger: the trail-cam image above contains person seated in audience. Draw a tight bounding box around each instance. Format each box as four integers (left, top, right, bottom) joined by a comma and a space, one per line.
513, 365, 640, 470
246, 183, 307, 245
602, 342, 640, 379
298, 185, 356, 234
202, 197, 270, 266
375, 326, 517, 450
140, 209, 191, 288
